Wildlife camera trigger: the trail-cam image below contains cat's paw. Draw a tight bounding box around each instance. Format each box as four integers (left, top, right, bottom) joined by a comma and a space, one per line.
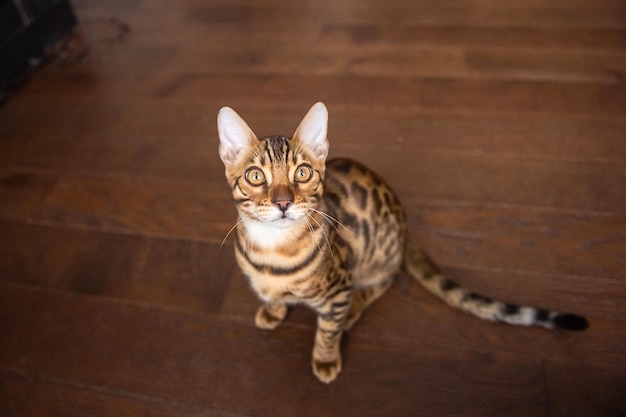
312, 356, 342, 384
254, 303, 288, 330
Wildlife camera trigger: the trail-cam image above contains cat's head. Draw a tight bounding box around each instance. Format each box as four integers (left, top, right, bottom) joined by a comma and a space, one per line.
217, 102, 329, 229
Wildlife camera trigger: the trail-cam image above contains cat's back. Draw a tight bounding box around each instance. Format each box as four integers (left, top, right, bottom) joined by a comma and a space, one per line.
325, 158, 386, 194
324, 158, 402, 215
323, 158, 406, 282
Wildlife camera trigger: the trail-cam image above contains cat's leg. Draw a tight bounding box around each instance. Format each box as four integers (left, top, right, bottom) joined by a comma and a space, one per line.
311, 313, 347, 384
255, 302, 288, 330
344, 275, 394, 330
310, 285, 352, 383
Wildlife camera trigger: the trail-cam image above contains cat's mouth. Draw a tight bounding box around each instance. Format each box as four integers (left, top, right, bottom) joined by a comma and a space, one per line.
245, 206, 306, 228
266, 209, 304, 228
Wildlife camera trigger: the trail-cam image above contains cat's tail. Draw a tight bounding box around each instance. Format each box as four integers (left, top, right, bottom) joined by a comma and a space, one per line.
403, 242, 588, 331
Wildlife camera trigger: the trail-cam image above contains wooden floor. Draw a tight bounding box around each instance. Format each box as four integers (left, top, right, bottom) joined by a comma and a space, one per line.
1, 0, 625, 415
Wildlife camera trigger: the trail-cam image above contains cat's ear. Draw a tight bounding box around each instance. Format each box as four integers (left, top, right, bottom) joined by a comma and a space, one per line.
217, 107, 257, 165
293, 102, 329, 161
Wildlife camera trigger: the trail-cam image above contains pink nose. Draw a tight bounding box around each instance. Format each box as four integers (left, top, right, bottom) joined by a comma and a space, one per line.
271, 184, 294, 213
274, 200, 292, 212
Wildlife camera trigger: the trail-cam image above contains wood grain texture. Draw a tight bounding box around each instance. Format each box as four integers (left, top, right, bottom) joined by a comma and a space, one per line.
0, 282, 552, 417
0, 0, 624, 415
0, 221, 235, 312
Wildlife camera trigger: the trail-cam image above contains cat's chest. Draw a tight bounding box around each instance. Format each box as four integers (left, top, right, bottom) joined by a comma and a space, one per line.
234, 234, 327, 304
247, 273, 301, 303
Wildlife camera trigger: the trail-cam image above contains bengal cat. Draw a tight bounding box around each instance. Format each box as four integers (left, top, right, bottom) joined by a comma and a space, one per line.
217, 102, 588, 384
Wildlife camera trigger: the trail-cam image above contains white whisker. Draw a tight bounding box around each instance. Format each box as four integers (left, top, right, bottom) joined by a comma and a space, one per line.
303, 216, 324, 255
307, 212, 333, 255
308, 207, 346, 230
220, 216, 244, 248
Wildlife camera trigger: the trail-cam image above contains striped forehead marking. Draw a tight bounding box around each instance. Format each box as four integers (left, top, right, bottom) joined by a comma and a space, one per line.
260, 136, 292, 165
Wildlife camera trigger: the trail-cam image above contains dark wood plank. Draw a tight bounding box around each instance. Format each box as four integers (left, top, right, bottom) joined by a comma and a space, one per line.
22, 0, 626, 85
53, 28, 625, 83
164, 38, 625, 83
78, 0, 626, 30
0, 100, 217, 182
0, 171, 58, 221
0, 220, 234, 313
327, 114, 626, 163
404, 205, 626, 281
29, 176, 233, 241
17, 74, 626, 118
0, 282, 555, 417
319, 26, 626, 50
346, 149, 626, 214
543, 359, 626, 417
0, 369, 236, 417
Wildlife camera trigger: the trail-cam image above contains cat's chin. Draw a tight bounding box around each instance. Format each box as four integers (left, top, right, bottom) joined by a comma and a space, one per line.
262, 209, 306, 229
242, 216, 302, 249
269, 217, 298, 229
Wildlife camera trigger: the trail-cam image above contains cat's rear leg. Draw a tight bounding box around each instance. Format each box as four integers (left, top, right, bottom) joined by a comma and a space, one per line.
344, 275, 395, 330
255, 302, 288, 330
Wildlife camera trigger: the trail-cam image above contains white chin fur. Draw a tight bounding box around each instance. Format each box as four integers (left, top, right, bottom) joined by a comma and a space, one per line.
242, 217, 300, 249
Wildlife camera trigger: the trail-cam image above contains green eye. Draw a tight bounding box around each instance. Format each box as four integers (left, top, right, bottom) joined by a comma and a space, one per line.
245, 167, 266, 186
294, 164, 313, 183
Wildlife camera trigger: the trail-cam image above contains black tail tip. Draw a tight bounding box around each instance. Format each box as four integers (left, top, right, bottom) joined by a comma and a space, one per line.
552, 314, 589, 331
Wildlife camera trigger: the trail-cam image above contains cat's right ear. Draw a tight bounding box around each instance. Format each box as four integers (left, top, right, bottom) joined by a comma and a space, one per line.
293, 102, 329, 162
217, 107, 257, 166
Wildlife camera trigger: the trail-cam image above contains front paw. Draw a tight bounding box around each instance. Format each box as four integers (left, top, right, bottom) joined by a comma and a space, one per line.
312, 355, 342, 384
254, 303, 288, 330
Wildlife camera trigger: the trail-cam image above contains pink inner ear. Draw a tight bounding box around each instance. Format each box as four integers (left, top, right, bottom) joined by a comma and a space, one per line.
218, 107, 257, 164
294, 102, 329, 161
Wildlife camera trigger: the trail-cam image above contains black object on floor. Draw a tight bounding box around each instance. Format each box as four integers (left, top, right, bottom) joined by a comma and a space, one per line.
1, 0, 77, 97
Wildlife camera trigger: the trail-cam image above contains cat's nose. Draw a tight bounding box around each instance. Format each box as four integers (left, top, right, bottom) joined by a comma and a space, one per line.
271, 185, 294, 213
274, 200, 292, 213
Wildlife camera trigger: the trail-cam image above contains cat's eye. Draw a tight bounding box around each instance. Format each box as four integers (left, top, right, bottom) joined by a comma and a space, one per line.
294, 164, 313, 183
245, 167, 266, 186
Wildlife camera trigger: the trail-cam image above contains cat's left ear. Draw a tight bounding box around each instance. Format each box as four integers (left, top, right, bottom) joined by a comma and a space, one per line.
293, 102, 329, 161
217, 106, 257, 166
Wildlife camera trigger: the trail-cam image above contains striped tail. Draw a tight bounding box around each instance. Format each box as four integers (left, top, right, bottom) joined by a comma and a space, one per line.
403, 242, 588, 331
